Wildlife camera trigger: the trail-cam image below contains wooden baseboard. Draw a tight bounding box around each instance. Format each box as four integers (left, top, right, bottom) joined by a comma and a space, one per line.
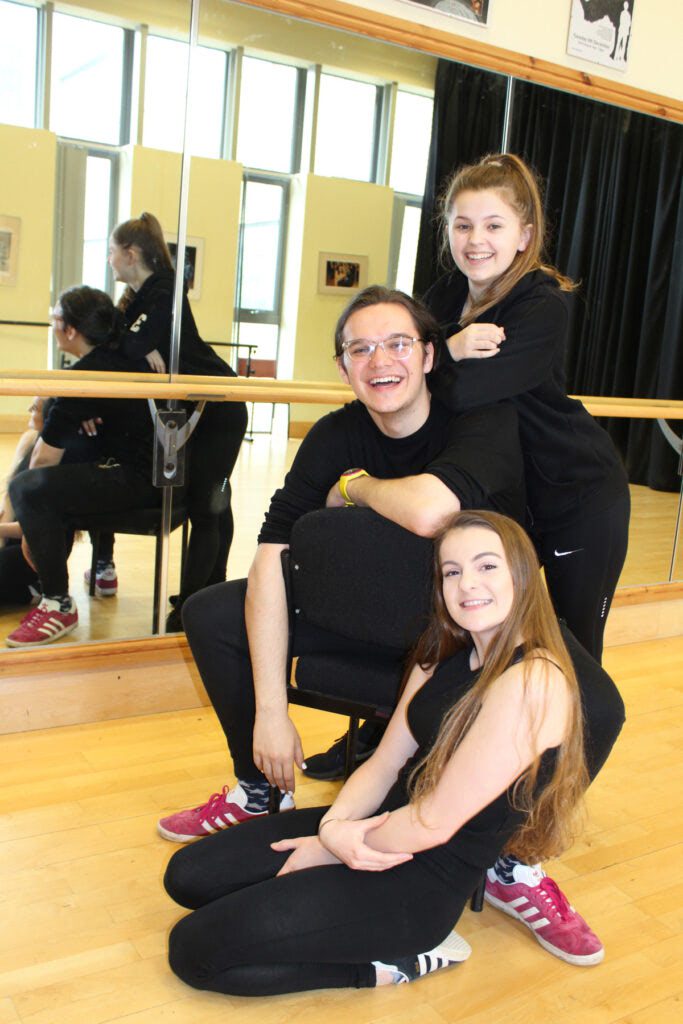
0, 585, 680, 735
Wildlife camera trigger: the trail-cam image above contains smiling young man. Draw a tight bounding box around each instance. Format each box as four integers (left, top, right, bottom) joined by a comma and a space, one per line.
157, 286, 525, 841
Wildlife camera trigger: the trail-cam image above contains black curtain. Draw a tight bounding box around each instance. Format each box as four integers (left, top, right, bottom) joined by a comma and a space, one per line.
414, 68, 683, 490
508, 82, 683, 489
412, 60, 507, 297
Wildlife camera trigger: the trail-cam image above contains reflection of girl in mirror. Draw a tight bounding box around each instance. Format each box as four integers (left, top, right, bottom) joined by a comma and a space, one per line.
164, 511, 610, 995
0, 398, 48, 605
424, 153, 630, 664
109, 212, 248, 629
6, 287, 157, 647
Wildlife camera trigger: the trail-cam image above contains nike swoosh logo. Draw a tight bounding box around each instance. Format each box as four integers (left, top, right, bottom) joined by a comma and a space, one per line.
554, 548, 583, 557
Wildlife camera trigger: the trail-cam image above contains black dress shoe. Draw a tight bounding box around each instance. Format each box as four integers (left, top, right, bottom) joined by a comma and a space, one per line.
302, 721, 385, 781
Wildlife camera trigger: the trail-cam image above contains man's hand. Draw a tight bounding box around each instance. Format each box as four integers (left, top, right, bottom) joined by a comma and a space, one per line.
447, 323, 505, 361
253, 710, 304, 794
145, 348, 167, 373
21, 535, 36, 572
272, 834, 340, 875
318, 812, 413, 871
325, 481, 346, 507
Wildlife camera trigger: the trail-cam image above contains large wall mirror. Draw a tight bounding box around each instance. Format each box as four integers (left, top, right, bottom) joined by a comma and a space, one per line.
0, 0, 680, 653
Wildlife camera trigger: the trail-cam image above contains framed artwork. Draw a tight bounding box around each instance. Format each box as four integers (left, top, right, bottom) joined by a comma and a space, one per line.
164, 234, 204, 300
397, 1, 490, 27
567, 0, 635, 71
317, 253, 369, 295
0, 215, 21, 287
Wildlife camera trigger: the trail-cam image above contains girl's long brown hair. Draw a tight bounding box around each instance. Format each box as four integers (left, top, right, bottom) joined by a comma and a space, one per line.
112, 212, 174, 312
441, 153, 576, 326
408, 510, 588, 863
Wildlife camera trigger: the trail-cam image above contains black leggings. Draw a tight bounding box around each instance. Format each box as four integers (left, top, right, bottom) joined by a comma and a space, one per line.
178, 401, 248, 604
534, 491, 631, 663
9, 462, 158, 596
165, 805, 479, 996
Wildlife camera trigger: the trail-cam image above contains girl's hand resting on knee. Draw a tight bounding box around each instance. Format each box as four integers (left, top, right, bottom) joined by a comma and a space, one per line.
272, 835, 340, 875
318, 813, 413, 872
447, 323, 505, 361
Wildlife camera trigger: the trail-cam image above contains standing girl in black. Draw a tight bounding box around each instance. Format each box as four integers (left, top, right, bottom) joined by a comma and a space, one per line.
424, 153, 630, 665
108, 213, 248, 626
164, 511, 607, 996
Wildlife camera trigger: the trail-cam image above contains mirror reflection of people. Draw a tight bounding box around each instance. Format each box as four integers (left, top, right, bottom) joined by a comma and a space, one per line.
164, 511, 602, 996
422, 152, 630, 964
6, 287, 157, 647
108, 213, 247, 628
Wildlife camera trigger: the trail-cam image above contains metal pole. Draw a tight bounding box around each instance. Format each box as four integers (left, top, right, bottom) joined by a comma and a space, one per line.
501, 76, 515, 153
155, 0, 200, 634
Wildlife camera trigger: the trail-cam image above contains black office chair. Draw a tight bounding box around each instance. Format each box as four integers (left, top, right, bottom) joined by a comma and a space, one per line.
275, 507, 486, 912
72, 504, 189, 633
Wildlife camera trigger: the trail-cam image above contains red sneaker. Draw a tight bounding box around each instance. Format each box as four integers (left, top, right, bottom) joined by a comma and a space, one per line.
84, 562, 118, 597
6, 597, 78, 648
157, 783, 295, 843
485, 866, 604, 966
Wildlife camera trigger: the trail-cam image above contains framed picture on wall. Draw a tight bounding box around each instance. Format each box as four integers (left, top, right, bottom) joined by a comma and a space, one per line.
396, 1, 490, 27
0, 215, 21, 287
318, 253, 369, 295
567, 0, 635, 71
164, 234, 204, 300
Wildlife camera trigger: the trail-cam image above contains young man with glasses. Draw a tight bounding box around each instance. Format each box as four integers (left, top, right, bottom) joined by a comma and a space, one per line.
158, 286, 524, 840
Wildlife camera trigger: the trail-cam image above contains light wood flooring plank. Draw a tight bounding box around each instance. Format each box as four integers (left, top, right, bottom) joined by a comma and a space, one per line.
0, 638, 681, 1023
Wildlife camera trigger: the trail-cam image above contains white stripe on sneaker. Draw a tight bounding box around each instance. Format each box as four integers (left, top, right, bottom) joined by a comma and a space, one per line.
528, 917, 550, 930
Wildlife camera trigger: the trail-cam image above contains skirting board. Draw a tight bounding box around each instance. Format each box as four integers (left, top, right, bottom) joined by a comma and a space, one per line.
0, 590, 680, 735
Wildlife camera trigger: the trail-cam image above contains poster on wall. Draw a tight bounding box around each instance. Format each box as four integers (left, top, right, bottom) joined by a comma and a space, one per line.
397, 1, 490, 27
567, 0, 635, 71
318, 253, 369, 295
165, 234, 204, 301
0, 215, 21, 287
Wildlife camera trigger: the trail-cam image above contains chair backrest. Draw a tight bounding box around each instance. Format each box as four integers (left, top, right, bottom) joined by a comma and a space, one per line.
288, 507, 434, 652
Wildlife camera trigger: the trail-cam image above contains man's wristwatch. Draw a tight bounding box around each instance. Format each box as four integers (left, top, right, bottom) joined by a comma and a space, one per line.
339, 468, 369, 506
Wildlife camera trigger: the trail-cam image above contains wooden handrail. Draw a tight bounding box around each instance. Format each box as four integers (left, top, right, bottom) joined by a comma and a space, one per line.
238, 0, 682, 123
0, 371, 681, 419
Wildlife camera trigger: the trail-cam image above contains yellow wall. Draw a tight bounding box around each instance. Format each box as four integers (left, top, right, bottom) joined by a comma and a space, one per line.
288, 174, 394, 426
0, 125, 56, 417
125, 146, 242, 344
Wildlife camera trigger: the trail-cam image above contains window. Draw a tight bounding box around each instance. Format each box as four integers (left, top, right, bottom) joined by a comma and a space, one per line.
82, 155, 116, 291
236, 179, 287, 322
390, 90, 433, 196
394, 203, 422, 294
236, 57, 301, 173
314, 73, 380, 182
0, 0, 38, 128
143, 35, 227, 157
50, 12, 126, 144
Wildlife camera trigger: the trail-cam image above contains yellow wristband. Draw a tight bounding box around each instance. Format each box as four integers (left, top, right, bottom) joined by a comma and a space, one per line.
339, 468, 368, 506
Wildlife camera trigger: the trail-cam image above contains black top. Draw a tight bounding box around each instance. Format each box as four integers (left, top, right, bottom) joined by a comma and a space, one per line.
381, 646, 557, 880
258, 397, 525, 545
424, 269, 628, 528
120, 269, 237, 379
41, 347, 154, 476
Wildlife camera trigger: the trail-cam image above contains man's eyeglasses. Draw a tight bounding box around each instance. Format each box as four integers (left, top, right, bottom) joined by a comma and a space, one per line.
341, 334, 422, 363
48, 308, 64, 326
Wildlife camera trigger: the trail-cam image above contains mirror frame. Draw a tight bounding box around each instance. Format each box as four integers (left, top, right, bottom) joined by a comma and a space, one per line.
237, 0, 682, 122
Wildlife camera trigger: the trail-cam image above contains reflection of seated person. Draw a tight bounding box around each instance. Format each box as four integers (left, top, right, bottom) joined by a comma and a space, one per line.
0, 398, 113, 607
164, 511, 620, 996
107, 212, 248, 628
6, 286, 156, 647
